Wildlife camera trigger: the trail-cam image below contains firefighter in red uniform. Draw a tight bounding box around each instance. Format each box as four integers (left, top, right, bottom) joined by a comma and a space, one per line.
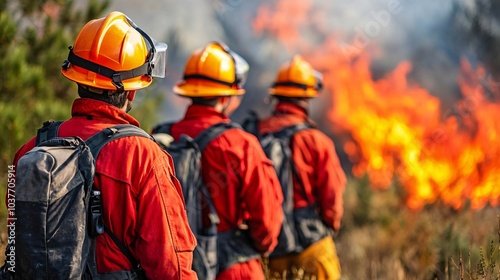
258, 56, 347, 279
9, 12, 197, 279
161, 42, 284, 280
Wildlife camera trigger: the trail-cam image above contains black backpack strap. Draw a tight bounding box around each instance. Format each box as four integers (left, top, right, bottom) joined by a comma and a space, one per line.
35, 120, 64, 146
273, 122, 314, 139
151, 122, 174, 135
192, 122, 240, 227
241, 110, 260, 138
194, 122, 241, 152
86, 124, 153, 159
84, 124, 152, 276
103, 225, 142, 272
275, 123, 315, 203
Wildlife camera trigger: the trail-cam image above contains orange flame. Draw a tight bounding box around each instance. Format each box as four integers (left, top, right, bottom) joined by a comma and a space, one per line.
253, 1, 500, 210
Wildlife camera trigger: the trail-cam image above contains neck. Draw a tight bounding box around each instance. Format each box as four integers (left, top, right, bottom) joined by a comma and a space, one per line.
277, 98, 309, 112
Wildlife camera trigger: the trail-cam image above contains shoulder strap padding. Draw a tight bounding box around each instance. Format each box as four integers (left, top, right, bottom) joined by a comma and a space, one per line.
85, 124, 153, 159
36, 120, 64, 146
241, 110, 260, 137
272, 122, 314, 139
36, 121, 153, 160
151, 122, 173, 135
194, 122, 241, 152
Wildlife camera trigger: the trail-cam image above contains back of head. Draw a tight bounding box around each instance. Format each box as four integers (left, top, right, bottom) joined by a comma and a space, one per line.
269, 55, 323, 98
61, 11, 168, 93
174, 41, 249, 98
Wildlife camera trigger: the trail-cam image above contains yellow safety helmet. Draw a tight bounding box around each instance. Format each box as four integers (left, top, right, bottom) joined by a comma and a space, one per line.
269, 55, 323, 98
61, 11, 168, 93
174, 42, 249, 97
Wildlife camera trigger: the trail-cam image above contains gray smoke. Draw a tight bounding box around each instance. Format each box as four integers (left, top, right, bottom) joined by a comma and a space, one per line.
108, 0, 470, 125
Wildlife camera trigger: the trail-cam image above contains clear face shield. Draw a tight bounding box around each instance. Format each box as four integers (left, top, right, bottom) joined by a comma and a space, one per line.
313, 70, 324, 91
229, 51, 249, 87
125, 16, 168, 78
149, 39, 168, 78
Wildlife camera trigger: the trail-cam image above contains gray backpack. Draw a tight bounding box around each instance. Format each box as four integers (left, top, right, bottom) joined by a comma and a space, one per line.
242, 114, 332, 256
151, 122, 260, 277
5, 121, 152, 280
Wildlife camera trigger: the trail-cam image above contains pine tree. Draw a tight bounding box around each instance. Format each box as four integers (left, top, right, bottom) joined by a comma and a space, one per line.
0, 0, 111, 168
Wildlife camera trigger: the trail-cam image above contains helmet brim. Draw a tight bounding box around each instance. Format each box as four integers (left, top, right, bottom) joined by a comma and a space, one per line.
173, 81, 245, 97
62, 66, 152, 91
268, 86, 318, 98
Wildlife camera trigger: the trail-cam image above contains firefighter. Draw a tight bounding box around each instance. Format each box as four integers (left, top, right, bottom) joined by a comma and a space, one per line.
8, 12, 197, 279
157, 41, 284, 280
257, 55, 347, 279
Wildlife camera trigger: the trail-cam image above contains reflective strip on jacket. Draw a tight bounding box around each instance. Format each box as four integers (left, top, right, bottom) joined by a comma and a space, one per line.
169, 104, 284, 279
11, 98, 198, 280
258, 102, 346, 232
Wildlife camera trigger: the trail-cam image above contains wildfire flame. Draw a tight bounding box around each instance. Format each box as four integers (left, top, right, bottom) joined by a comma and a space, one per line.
253, 0, 500, 210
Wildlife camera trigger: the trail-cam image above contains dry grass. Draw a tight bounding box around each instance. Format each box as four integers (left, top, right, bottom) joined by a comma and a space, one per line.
336, 177, 500, 280
449, 217, 500, 280
260, 177, 500, 280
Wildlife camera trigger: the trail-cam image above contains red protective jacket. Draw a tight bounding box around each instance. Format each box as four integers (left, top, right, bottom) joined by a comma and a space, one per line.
11, 98, 197, 279
258, 102, 346, 232
169, 104, 284, 279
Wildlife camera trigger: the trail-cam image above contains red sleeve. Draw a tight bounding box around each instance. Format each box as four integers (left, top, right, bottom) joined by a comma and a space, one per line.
88, 136, 198, 278
313, 132, 346, 232
135, 151, 198, 279
239, 135, 284, 253
292, 131, 346, 232
12, 137, 36, 166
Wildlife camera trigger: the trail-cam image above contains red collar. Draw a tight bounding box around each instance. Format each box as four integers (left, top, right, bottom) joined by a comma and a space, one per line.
71, 98, 140, 126
274, 102, 308, 118
183, 104, 229, 122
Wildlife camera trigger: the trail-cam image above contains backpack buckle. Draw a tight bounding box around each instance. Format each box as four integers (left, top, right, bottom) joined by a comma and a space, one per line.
89, 189, 104, 237
104, 127, 119, 137
36, 120, 60, 146
41, 120, 55, 130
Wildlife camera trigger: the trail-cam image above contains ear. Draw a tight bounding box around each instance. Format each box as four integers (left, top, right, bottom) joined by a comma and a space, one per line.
219, 96, 228, 102
216, 96, 227, 105
127, 90, 136, 101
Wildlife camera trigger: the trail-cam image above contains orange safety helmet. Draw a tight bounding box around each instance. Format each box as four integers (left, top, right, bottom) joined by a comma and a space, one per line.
174, 42, 249, 97
269, 55, 323, 98
61, 11, 168, 93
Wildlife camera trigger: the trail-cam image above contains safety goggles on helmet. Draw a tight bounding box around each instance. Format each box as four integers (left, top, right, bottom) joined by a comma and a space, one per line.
183, 41, 249, 89
231, 50, 249, 87
126, 16, 168, 79
61, 16, 168, 93
313, 70, 324, 91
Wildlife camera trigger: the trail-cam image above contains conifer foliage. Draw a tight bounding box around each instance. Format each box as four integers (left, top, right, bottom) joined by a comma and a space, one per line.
0, 0, 109, 168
